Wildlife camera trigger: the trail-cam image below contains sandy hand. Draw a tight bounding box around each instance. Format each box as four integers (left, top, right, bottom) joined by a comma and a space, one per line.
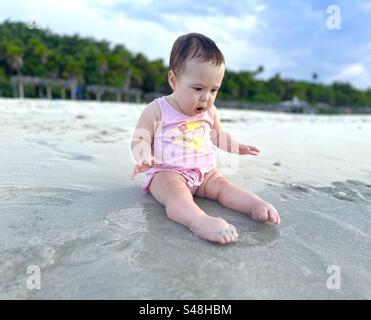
239, 144, 260, 156
131, 156, 161, 180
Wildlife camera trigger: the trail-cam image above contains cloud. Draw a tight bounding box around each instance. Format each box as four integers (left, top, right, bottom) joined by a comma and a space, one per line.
337, 64, 365, 78
15, 0, 268, 66
110, 0, 266, 20
327, 63, 371, 89
0, 0, 370, 89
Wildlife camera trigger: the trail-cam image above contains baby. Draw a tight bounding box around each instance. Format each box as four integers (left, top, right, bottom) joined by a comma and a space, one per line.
131, 33, 280, 245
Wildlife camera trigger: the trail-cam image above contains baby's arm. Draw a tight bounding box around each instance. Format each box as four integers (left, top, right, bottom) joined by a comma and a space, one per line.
131, 101, 160, 180
210, 105, 260, 155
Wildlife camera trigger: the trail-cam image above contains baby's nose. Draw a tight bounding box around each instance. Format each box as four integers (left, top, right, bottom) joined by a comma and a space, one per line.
200, 92, 210, 102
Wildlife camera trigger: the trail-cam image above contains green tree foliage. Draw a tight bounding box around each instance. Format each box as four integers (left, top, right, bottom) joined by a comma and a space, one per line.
0, 20, 370, 107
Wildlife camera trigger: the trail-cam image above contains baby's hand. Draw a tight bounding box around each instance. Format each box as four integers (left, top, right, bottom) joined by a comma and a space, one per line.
239, 144, 260, 156
131, 156, 161, 180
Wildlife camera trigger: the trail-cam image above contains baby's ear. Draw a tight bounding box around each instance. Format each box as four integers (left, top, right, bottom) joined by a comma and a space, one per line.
168, 70, 177, 90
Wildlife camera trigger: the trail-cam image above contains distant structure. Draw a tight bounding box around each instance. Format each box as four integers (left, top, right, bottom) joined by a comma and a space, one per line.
86, 85, 142, 103
277, 96, 311, 113
10, 76, 143, 103
143, 91, 163, 103
11, 76, 78, 99
217, 96, 315, 114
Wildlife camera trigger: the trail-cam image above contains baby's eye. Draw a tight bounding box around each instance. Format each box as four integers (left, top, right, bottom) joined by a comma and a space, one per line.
193, 87, 202, 91
211, 89, 218, 93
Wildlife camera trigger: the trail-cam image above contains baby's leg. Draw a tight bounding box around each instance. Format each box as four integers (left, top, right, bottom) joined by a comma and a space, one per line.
195, 169, 280, 224
149, 171, 238, 244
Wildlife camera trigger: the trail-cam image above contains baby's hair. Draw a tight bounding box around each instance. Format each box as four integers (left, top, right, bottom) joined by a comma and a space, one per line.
169, 33, 225, 76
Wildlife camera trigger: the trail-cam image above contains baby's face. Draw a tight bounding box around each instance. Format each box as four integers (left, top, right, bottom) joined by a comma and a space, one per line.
172, 59, 225, 116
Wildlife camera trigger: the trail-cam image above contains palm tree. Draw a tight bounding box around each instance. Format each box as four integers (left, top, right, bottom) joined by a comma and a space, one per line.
34, 42, 49, 65
6, 43, 24, 97
312, 72, 318, 82
6, 43, 23, 76
97, 54, 108, 85
252, 65, 264, 77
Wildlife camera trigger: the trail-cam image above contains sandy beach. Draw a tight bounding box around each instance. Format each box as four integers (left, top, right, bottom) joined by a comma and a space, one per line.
1, 98, 371, 299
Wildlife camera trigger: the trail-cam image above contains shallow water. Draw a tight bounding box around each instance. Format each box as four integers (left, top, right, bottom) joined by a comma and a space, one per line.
1, 98, 371, 299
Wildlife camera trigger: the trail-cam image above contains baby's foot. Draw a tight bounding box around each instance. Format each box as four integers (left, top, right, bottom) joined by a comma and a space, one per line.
249, 197, 281, 225
190, 215, 238, 245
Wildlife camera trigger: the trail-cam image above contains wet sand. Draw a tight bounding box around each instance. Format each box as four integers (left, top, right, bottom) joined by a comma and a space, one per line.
1, 98, 371, 299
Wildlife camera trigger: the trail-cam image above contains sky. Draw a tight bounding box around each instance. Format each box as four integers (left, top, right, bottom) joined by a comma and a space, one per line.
1, 0, 371, 90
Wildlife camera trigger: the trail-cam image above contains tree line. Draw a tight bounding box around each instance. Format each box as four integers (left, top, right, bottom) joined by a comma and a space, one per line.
1, 20, 370, 108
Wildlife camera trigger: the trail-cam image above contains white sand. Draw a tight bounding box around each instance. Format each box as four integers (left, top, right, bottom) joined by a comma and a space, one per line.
1, 98, 371, 299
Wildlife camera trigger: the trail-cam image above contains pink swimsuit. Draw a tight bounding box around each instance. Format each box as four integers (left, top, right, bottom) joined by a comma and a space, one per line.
141, 97, 217, 194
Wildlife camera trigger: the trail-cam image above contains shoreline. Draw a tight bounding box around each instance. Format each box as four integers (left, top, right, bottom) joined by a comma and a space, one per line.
1, 97, 371, 115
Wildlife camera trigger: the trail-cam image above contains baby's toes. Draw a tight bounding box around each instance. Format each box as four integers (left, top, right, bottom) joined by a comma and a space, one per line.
219, 231, 235, 244
228, 234, 237, 243
267, 206, 280, 224
220, 225, 238, 243
252, 207, 269, 222
277, 214, 281, 225
274, 210, 281, 224
228, 224, 239, 242
217, 236, 226, 245
267, 209, 276, 224
219, 230, 230, 243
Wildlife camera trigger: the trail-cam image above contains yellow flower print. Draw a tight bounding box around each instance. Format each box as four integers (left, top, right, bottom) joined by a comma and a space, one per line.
172, 120, 208, 151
